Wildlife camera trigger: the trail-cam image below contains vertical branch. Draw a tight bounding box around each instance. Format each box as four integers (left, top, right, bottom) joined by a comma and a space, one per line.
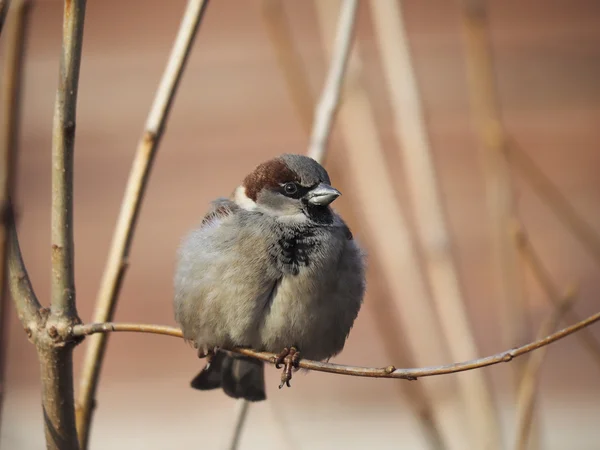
50, 0, 86, 319
75, 1, 210, 448
306, 0, 358, 164
460, 0, 528, 383
369, 1, 501, 448
225, 399, 250, 450
227, 3, 358, 448
40, 0, 88, 448
0, 0, 30, 431
313, 1, 457, 448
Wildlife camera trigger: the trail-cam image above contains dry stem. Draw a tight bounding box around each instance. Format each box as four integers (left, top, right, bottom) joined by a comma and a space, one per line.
75, 1, 210, 448
226, 399, 250, 450
71, 313, 600, 379
0, 0, 31, 430
460, 0, 529, 403
370, 0, 500, 447
515, 227, 600, 368
313, 0, 454, 447
307, 0, 357, 163
229, 2, 358, 447
50, 0, 86, 320
514, 289, 576, 450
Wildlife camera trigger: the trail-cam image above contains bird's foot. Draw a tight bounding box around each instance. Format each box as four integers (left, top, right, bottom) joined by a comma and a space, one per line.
273, 347, 300, 389
197, 347, 215, 362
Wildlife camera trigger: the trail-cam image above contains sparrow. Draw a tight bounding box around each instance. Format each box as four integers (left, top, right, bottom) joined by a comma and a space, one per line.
173, 154, 365, 401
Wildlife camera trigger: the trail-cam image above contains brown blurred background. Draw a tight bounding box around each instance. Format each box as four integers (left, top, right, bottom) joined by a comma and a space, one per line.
2, 0, 600, 449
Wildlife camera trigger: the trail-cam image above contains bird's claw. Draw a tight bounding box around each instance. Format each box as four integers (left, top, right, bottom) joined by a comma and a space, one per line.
276, 347, 300, 389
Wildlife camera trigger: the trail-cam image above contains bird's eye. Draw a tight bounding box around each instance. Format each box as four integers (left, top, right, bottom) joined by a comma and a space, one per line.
283, 182, 298, 195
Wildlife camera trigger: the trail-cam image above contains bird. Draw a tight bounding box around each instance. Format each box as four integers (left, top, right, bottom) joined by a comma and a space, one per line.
173, 154, 366, 401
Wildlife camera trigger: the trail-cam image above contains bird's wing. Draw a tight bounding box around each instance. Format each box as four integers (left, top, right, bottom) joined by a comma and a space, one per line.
200, 198, 239, 227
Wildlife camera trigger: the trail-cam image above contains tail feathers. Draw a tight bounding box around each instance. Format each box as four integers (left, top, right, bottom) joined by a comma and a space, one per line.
190, 351, 266, 402
190, 351, 225, 391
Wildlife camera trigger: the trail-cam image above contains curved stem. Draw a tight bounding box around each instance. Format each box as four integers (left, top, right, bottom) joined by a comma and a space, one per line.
72, 312, 600, 380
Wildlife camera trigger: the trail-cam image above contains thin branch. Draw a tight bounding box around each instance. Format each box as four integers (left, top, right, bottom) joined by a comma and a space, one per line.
460, 0, 529, 395
0, 0, 31, 430
515, 290, 576, 450
307, 0, 358, 163
261, 0, 314, 133
75, 1, 210, 448
369, 1, 500, 448
507, 139, 600, 267
225, 399, 250, 450
72, 312, 600, 378
6, 208, 41, 330
515, 226, 600, 369
50, 0, 85, 319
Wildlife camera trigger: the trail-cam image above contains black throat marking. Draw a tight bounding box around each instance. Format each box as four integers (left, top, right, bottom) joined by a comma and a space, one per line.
273, 224, 321, 276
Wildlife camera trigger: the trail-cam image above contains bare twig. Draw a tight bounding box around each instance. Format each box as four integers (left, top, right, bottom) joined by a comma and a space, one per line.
72, 313, 600, 378
515, 227, 600, 369
75, 1, 210, 448
50, 0, 85, 320
0, 0, 30, 430
369, 1, 500, 448
514, 289, 576, 450
460, 0, 529, 393
261, 0, 313, 133
307, 0, 358, 163
507, 139, 600, 267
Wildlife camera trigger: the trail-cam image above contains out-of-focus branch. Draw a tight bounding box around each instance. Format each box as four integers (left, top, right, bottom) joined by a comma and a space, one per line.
515, 227, 600, 369
6, 210, 41, 332
306, 0, 357, 163
71, 314, 600, 378
369, 1, 500, 448
225, 398, 250, 450
0, 0, 10, 37
507, 140, 600, 267
50, 0, 85, 320
261, 0, 313, 133
75, 2, 210, 448
514, 288, 576, 450
0, 0, 31, 430
312, 1, 456, 447
313, 1, 455, 447
460, 0, 529, 395
232, 3, 358, 447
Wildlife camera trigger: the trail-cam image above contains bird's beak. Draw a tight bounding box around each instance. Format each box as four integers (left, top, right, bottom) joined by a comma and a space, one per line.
307, 183, 341, 206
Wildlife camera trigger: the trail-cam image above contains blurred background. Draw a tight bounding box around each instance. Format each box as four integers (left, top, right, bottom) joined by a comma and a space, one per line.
2, 0, 600, 449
